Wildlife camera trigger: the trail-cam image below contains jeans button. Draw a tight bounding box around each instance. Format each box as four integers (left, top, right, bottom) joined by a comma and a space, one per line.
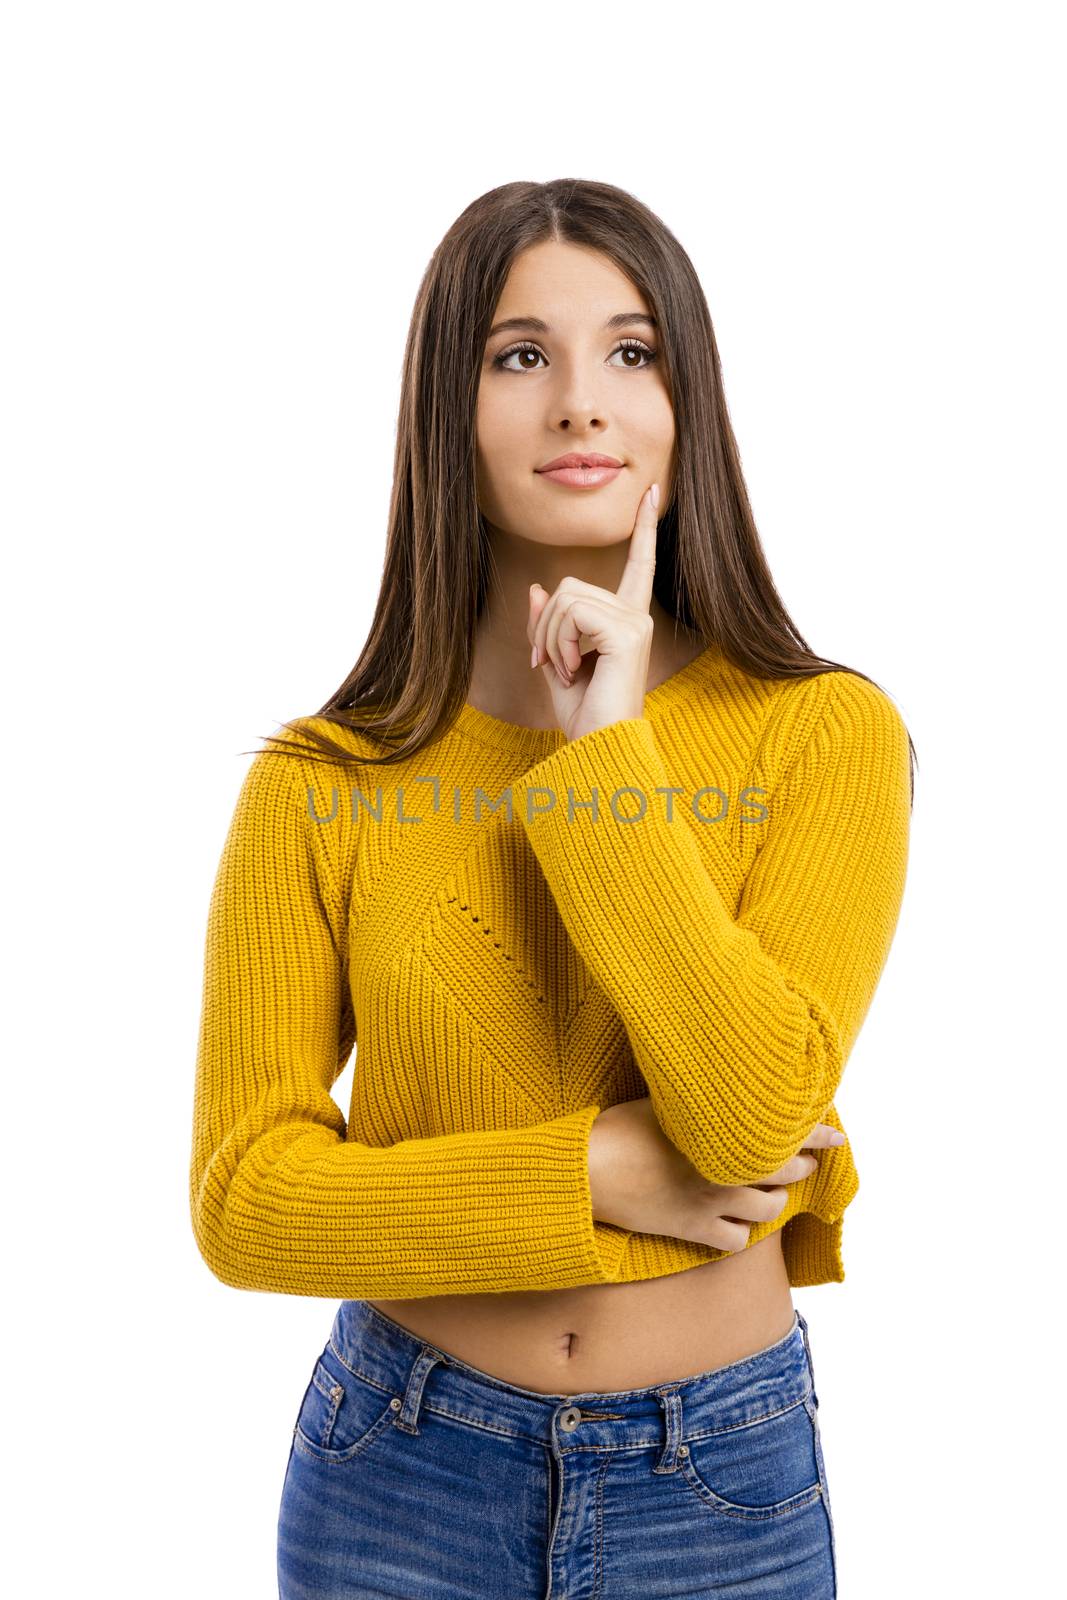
560, 1405, 582, 1431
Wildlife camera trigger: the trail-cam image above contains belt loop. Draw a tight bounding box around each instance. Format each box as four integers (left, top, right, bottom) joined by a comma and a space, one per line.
392, 1343, 448, 1436
653, 1384, 685, 1474
795, 1308, 818, 1406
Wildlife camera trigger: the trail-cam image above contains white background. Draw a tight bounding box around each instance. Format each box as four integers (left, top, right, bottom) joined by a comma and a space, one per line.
4, 2, 1063, 1594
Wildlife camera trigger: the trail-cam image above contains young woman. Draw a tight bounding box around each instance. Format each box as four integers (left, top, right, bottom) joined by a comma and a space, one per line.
190, 178, 914, 1598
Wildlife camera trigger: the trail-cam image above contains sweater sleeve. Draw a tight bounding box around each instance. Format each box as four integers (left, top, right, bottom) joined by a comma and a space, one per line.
518, 672, 912, 1188
189, 747, 630, 1299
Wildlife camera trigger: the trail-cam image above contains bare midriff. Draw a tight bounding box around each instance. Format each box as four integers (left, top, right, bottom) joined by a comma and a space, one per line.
365, 1230, 793, 1397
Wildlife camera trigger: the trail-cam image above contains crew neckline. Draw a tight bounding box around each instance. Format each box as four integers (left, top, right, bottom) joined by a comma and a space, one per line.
451, 641, 727, 757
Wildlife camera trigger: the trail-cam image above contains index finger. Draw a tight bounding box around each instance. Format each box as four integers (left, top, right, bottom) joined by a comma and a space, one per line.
614, 483, 659, 614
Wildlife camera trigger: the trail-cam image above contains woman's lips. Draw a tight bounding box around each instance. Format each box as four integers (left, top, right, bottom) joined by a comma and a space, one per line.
537, 465, 624, 489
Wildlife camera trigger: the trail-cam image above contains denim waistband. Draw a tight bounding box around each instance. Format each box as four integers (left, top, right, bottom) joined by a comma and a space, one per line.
327, 1299, 817, 1458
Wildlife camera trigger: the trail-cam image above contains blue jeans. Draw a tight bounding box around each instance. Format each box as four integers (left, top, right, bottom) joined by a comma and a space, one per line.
277, 1299, 837, 1598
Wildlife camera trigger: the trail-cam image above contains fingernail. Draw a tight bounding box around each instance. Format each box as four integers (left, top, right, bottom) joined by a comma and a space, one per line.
650, 482, 660, 510
829, 1131, 845, 1144
531, 644, 539, 669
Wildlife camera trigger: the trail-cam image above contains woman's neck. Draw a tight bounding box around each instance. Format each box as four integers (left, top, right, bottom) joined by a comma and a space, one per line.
466, 600, 706, 729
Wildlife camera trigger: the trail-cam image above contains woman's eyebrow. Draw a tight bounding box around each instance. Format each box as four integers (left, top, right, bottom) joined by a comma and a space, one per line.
487, 312, 658, 338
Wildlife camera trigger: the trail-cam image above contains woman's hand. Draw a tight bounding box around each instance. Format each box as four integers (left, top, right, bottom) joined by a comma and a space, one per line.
527, 482, 660, 742
587, 1095, 845, 1254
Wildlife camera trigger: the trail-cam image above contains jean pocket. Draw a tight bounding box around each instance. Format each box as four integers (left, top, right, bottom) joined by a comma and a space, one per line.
676, 1396, 824, 1521
291, 1343, 402, 1467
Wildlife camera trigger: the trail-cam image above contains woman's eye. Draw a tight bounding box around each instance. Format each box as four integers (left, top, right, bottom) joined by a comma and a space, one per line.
492, 339, 658, 372
494, 342, 546, 372
609, 339, 658, 369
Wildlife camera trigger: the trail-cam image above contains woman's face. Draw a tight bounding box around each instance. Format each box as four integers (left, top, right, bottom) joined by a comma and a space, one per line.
475, 239, 675, 549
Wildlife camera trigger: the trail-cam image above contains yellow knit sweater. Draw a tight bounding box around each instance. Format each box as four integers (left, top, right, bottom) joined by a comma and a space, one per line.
189, 644, 911, 1298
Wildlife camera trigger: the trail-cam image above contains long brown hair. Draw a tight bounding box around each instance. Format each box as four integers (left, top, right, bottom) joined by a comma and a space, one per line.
253, 177, 917, 800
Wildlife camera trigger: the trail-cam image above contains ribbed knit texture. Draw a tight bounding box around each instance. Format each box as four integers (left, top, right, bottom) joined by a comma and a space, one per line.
189, 644, 911, 1298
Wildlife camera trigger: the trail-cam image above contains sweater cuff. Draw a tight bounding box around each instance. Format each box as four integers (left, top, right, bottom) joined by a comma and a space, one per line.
518, 1101, 632, 1286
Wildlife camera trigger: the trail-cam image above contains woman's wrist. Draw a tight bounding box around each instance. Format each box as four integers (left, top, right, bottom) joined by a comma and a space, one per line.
587, 1104, 622, 1223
